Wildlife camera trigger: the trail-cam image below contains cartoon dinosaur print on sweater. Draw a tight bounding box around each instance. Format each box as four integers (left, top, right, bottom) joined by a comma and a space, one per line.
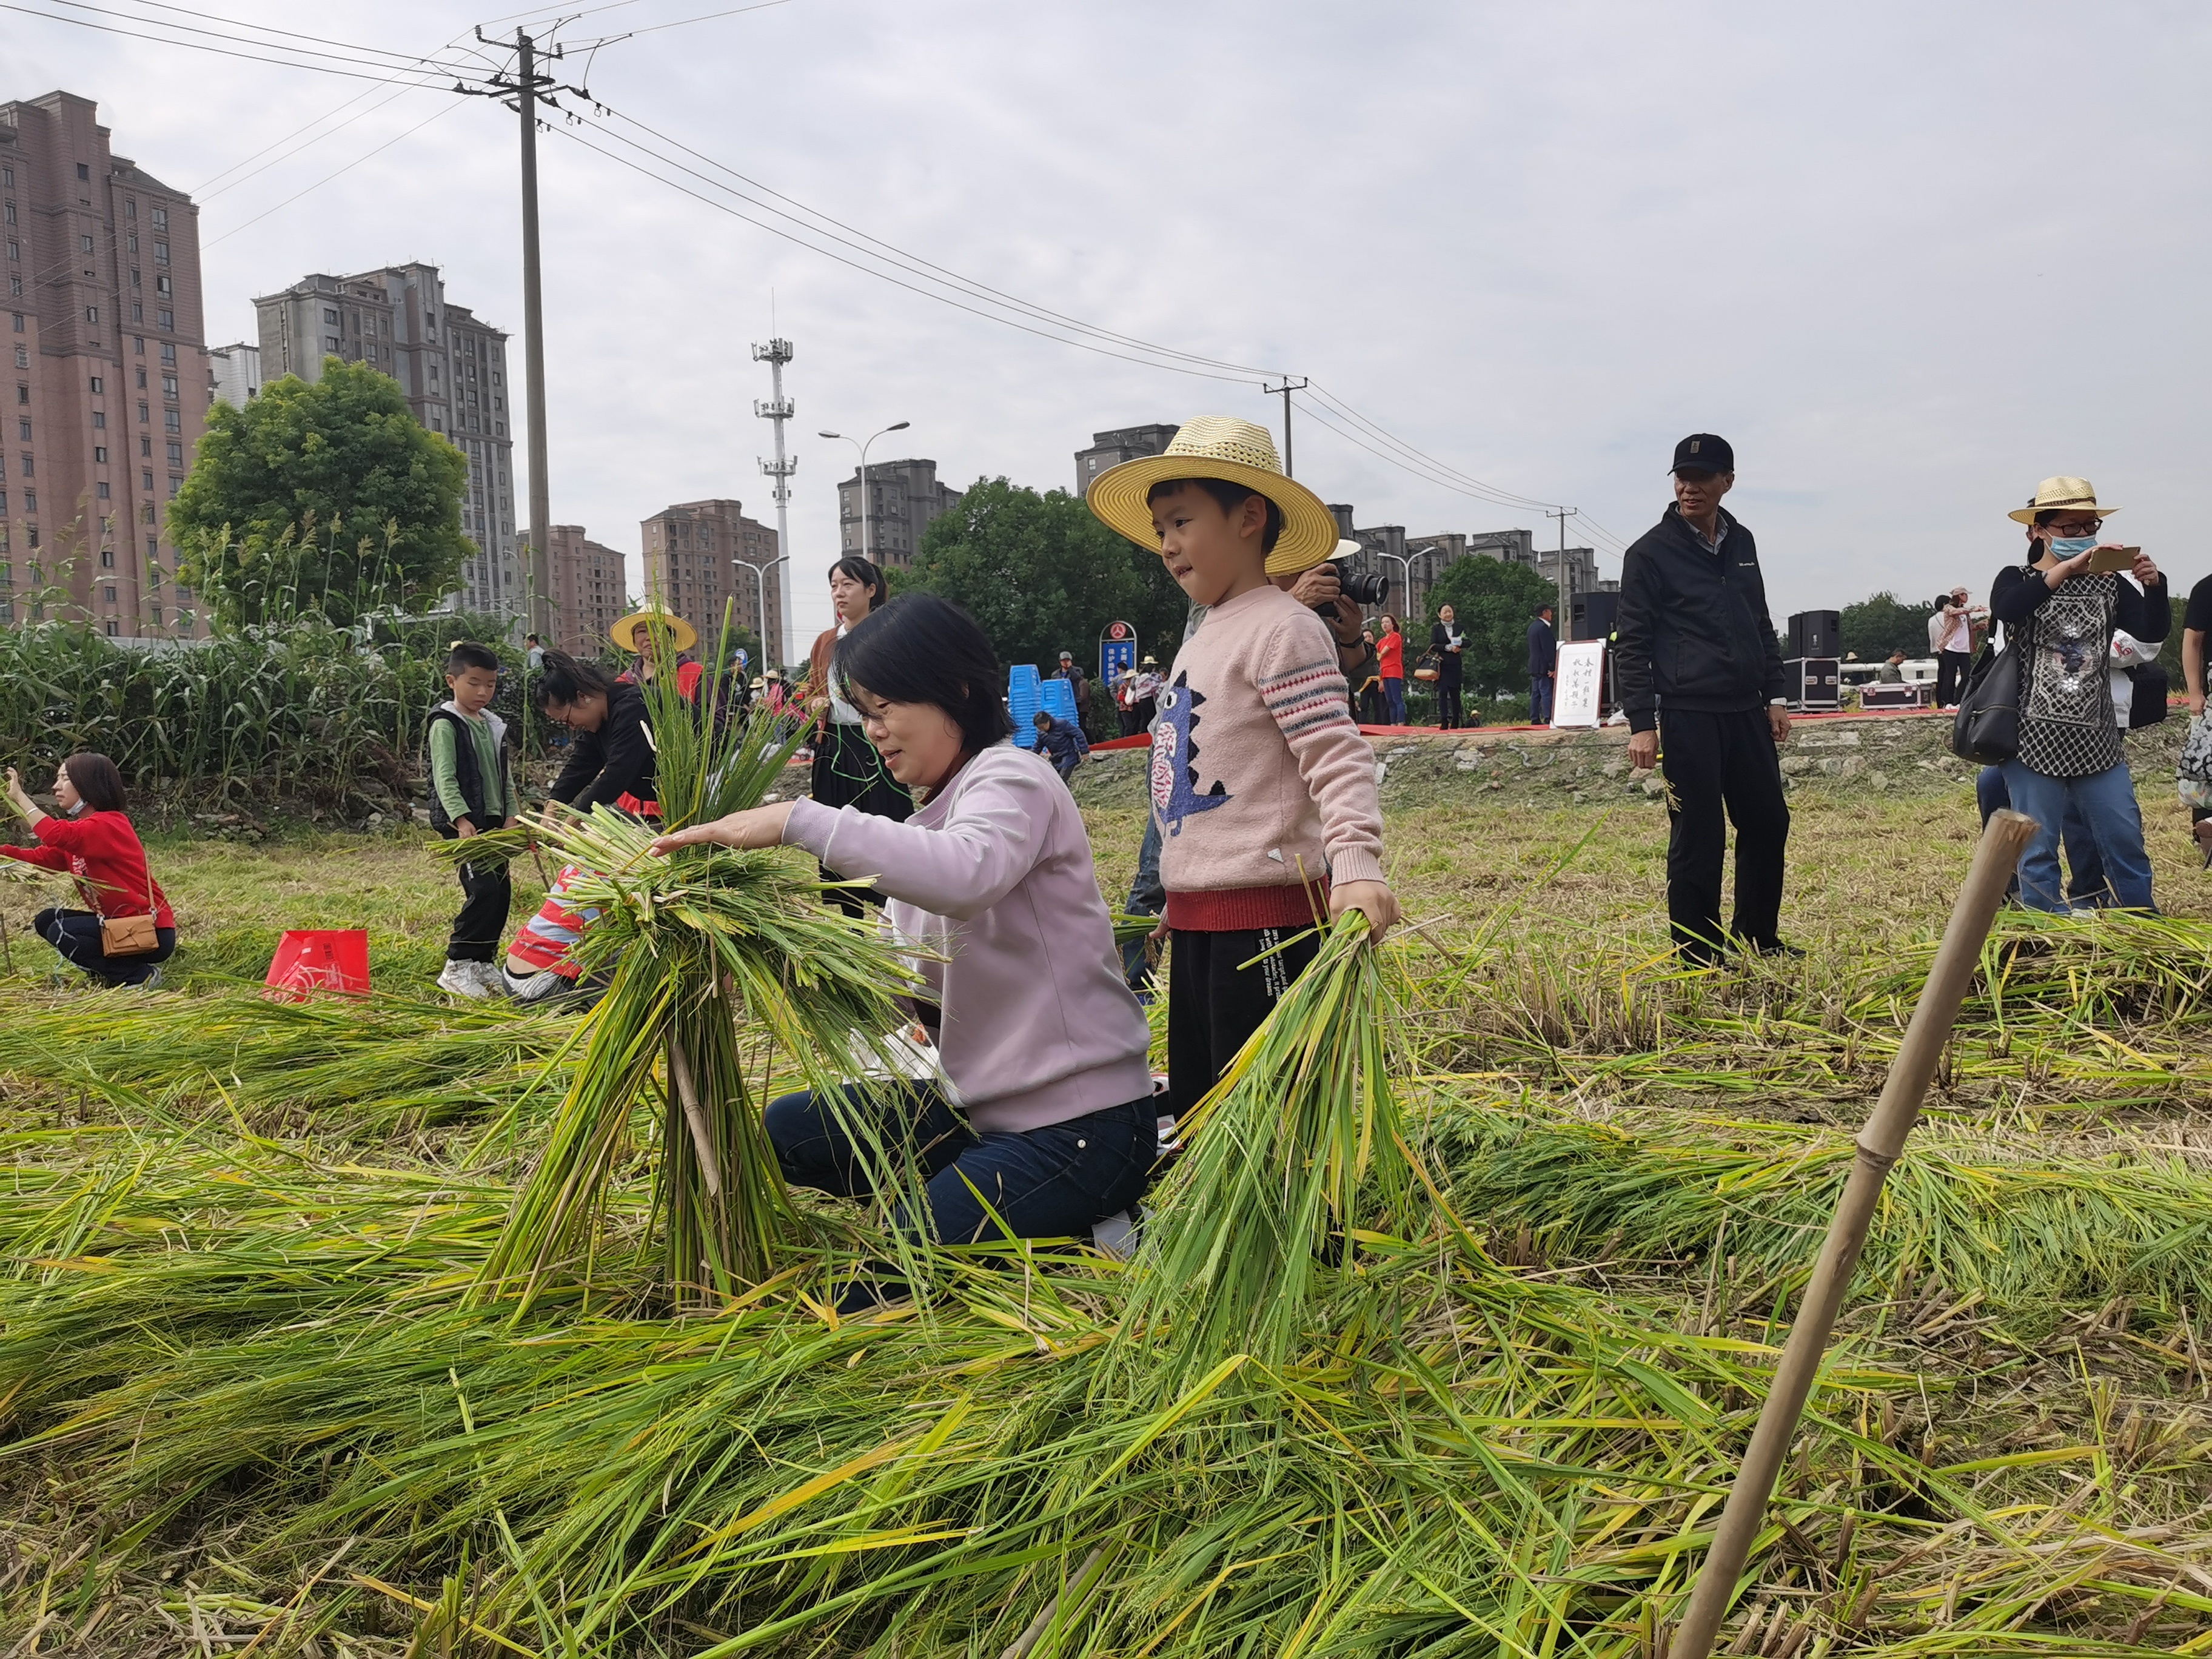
1150, 671, 1231, 834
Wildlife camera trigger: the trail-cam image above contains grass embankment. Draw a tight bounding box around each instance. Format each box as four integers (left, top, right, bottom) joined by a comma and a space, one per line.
2, 773, 2212, 1656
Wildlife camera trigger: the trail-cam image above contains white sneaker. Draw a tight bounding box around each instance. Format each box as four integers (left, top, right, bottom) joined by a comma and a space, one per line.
437, 960, 491, 999
469, 959, 510, 997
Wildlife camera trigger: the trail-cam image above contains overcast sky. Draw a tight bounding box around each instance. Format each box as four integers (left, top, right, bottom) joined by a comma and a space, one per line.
13, 1, 2211, 658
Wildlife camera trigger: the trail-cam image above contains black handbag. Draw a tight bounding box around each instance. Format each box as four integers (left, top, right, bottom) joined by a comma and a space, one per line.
1951, 641, 2020, 764
2127, 661, 2170, 729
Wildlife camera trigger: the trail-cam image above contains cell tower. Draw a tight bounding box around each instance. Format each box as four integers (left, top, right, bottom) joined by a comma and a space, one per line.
751, 337, 797, 663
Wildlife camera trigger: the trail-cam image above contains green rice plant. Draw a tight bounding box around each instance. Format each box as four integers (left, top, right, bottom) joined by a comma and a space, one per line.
472, 607, 925, 1311
1115, 914, 1419, 1388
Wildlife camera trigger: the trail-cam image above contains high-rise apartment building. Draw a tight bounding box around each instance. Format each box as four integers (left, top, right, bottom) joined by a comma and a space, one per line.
640, 498, 781, 659
1073, 423, 1176, 498
254, 263, 520, 617
1, 91, 209, 637
835, 458, 962, 569
545, 523, 628, 655
208, 340, 259, 407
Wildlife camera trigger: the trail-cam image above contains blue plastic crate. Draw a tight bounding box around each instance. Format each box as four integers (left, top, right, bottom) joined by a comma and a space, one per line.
1038, 677, 1079, 727
1007, 665, 1044, 749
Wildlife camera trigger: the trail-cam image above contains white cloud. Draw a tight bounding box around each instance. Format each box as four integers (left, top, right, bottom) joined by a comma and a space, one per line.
15, 0, 2212, 659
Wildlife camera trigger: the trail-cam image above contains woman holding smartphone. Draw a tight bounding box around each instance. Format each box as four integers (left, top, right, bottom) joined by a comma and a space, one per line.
1989, 476, 2167, 913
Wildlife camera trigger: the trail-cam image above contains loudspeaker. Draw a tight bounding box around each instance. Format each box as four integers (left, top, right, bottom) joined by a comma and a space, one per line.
1788, 609, 1840, 659
1570, 592, 1619, 642
1788, 657, 1841, 710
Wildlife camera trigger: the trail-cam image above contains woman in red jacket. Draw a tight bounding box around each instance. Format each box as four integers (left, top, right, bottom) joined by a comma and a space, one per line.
3, 752, 176, 987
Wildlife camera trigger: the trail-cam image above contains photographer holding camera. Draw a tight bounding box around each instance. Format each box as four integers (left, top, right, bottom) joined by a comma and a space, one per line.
1284, 538, 1390, 719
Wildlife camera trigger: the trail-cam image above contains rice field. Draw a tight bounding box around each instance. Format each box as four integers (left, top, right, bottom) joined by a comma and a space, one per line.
3, 777, 2212, 1657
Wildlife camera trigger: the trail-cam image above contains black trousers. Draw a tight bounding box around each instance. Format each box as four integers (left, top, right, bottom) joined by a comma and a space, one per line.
1935, 649, 1972, 708
438, 827, 514, 964
1657, 707, 1791, 959
37, 908, 176, 986
1166, 924, 1324, 1120
1436, 676, 1464, 729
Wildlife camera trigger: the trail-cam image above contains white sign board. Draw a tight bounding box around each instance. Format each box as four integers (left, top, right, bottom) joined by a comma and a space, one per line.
1552, 640, 1606, 729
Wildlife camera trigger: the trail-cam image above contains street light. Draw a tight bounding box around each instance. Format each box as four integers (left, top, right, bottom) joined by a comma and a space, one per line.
818, 421, 910, 567
731, 554, 791, 670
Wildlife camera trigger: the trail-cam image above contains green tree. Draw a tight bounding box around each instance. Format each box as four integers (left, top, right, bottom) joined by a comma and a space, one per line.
1423, 555, 1557, 695
170, 358, 471, 627
899, 478, 1187, 679
1838, 590, 1940, 662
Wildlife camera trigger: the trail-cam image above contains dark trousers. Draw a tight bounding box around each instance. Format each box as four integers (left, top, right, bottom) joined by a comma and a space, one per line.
1122, 814, 1165, 994
36, 908, 176, 986
765, 1081, 1153, 1247
438, 828, 514, 964
1530, 674, 1555, 724
1165, 923, 1324, 1120
1936, 649, 1972, 708
1437, 676, 1464, 729
1657, 708, 1791, 959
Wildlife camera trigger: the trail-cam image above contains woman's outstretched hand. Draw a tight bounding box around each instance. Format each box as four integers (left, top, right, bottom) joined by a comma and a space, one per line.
648, 801, 796, 858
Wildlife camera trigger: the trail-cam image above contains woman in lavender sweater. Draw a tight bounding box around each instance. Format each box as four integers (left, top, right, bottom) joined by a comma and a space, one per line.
651, 594, 1155, 1265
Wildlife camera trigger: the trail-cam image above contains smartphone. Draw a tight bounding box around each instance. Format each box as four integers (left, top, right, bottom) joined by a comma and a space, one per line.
2088, 545, 2141, 574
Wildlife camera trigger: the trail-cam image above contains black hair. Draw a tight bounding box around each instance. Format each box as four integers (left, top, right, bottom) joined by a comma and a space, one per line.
525, 632, 540, 643
1033, 709, 1053, 728
828, 555, 890, 612
1535, 602, 1553, 615
445, 640, 500, 676
59, 751, 127, 813
533, 649, 614, 709
1144, 477, 1284, 553
834, 592, 1014, 756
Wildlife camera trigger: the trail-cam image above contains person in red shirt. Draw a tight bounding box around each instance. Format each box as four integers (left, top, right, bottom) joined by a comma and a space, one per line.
1376, 613, 1407, 726
3, 751, 176, 987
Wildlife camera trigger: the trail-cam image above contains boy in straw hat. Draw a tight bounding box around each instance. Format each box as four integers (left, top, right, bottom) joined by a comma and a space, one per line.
1088, 417, 1397, 1122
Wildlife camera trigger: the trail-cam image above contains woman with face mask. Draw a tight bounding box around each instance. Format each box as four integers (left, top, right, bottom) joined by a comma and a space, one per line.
1988, 477, 2168, 912
2, 752, 176, 986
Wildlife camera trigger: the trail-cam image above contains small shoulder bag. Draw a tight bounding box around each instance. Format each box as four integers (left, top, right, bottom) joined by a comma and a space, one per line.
99, 839, 161, 957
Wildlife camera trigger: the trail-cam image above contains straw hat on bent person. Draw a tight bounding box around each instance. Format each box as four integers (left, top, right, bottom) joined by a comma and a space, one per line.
2007, 477, 2119, 525
611, 604, 698, 655
1086, 416, 1341, 575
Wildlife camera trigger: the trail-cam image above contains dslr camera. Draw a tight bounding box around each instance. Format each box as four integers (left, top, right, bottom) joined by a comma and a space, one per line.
1339, 569, 1391, 606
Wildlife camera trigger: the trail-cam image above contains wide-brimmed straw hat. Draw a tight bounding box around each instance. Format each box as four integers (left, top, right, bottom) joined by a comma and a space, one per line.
2007, 477, 2119, 526
1086, 416, 1339, 577
611, 605, 697, 654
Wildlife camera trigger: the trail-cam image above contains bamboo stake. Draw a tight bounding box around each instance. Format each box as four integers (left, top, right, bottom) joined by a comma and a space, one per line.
1667, 806, 2037, 1659
665, 1036, 725, 1199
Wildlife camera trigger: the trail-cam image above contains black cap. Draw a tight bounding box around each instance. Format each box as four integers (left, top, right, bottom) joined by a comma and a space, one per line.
1671, 433, 1734, 475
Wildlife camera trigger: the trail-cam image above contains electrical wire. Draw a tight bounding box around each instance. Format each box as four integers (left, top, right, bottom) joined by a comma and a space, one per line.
38, 0, 497, 75
202, 99, 468, 248
546, 121, 1272, 386
0, 1, 462, 84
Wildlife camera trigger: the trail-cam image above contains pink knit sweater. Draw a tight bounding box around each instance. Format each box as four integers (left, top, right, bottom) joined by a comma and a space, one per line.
1153, 585, 1386, 929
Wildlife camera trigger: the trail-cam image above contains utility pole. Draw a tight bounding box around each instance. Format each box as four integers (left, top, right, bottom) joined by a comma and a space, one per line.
1546, 506, 1579, 637
516, 28, 555, 639
752, 337, 796, 665
1262, 377, 1309, 476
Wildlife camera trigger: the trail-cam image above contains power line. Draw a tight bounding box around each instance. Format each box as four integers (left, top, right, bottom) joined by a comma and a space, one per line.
203, 100, 468, 248
41, 0, 497, 76
0, 2, 462, 85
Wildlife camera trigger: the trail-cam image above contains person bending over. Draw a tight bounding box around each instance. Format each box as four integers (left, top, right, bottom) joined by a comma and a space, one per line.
1033, 709, 1090, 782
650, 593, 1155, 1271
537, 651, 658, 816
3, 752, 176, 987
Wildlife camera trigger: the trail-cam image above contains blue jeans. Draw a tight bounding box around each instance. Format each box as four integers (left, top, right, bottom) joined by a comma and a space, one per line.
765, 1081, 1153, 1248
1977, 766, 2106, 903
1531, 674, 1555, 724
1121, 812, 1164, 993
1997, 760, 2154, 913
1383, 678, 1406, 726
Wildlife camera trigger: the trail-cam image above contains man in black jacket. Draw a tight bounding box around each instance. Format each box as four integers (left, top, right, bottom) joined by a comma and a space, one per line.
1527, 603, 1557, 723
1614, 434, 1794, 963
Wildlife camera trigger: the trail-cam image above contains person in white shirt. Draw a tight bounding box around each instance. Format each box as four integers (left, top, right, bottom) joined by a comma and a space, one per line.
1931, 587, 1983, 708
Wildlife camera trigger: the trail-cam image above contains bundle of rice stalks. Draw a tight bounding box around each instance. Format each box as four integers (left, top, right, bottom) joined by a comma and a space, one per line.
472, 611, 924, 1310
0, 984, 574, 1136
1432, 1091, 2212, 1319
1116, 913, 1418, 1386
